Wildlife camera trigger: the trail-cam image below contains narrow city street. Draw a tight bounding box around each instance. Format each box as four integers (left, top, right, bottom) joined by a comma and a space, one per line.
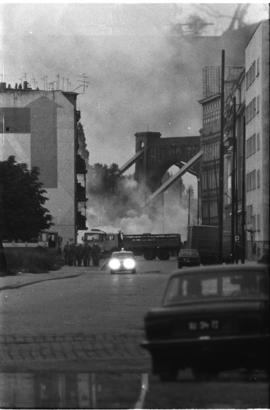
0, 258, 269, 408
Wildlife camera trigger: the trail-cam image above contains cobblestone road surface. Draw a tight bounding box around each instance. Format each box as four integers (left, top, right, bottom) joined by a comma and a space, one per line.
0, 332, 148, 369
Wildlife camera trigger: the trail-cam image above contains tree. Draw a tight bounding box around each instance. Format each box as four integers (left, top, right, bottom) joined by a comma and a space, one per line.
0, 156, 53, 242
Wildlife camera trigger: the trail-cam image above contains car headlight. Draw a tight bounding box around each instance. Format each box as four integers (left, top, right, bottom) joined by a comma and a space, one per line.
123, 258, 136, 270
109, 258, 121, 270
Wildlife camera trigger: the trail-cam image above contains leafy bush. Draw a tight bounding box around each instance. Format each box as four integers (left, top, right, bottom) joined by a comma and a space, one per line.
4, 247, 64, 274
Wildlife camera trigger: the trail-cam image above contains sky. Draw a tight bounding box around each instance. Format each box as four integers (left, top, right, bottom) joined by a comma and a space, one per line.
0, 2, 268, 169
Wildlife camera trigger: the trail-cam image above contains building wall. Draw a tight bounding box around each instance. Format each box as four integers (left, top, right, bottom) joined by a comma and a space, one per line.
245, 21, 269, 259
0, 88, 77, 245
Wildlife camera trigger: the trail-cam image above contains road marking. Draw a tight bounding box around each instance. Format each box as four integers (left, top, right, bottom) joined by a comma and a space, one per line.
134, 373, 149, 409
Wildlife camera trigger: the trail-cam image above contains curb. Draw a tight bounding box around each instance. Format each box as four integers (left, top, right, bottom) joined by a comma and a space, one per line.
0, 272, 83, 292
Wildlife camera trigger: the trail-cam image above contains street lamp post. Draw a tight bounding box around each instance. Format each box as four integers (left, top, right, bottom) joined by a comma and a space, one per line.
218, 50, 225, 264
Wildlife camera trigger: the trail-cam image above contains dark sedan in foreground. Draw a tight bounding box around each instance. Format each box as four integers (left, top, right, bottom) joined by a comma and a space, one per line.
141, 263, 269, 381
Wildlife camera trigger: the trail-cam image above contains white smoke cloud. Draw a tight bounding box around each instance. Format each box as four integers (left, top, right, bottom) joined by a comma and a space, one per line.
2, 3, 267, 166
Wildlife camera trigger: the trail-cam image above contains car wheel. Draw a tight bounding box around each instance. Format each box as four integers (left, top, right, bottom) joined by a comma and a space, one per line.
192, 367, 219, 381
132, 269, 136, 274
178, 263, 182, 269
159, 368, 178, 382
110, 270, 115, 275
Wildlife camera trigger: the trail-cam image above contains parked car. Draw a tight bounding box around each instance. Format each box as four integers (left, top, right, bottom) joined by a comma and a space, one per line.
177, 248, 200, 268
141, 263, 269, 381
108, 250, 136, 274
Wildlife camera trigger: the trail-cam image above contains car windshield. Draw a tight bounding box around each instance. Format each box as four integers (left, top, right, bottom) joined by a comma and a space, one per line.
163, 269, 268, 306
179, 249, 199, 257
112, 252, 134, 258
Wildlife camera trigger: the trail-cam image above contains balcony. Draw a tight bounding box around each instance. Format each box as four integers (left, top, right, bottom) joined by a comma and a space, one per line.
77, 212, 87, 230
76, 154, 87, 174
76, 110, 81, 122
76, 182, 87, 202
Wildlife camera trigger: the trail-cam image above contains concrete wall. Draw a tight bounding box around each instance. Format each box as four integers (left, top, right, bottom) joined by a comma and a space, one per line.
0, 89, 76, 245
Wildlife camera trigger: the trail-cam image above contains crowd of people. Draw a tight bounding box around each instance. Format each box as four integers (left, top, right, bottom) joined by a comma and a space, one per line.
63, 241, 101, 267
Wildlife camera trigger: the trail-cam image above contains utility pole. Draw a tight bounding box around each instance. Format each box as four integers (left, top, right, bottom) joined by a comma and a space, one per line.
187, 186, 192, 227
231, 96, 236, 263
241, 115, 246, 263
0, 181, 8, 275
218, 49, 225, 263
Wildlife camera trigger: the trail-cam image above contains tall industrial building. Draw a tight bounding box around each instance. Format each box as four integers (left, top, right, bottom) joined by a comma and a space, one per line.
0, 81, 88, 245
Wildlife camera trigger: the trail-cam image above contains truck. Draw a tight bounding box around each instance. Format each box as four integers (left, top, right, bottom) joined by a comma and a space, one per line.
83, 229, 182, 260
122, 233, 182, 260
187, 225, 231, 264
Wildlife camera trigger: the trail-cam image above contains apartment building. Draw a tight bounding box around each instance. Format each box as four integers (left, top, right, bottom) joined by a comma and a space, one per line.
244, 20, 269, 259
0, 81, 88, 245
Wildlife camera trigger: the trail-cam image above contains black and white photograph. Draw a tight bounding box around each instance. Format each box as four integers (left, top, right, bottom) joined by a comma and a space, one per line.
0, 1, 269, 408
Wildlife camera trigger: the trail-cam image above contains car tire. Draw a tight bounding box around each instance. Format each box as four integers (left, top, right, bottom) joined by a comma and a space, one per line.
132, 269, 136, 274
159, 368, 178, 382
192, 367, 219, 381
110, 270, 115, 275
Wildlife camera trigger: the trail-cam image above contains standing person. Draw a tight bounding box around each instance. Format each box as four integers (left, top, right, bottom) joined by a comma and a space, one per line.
92, 242, 101, 267
63, 241, 70, 265
76, 243, 84, 267
83, 242, 91, 267
68, 242, 76, 266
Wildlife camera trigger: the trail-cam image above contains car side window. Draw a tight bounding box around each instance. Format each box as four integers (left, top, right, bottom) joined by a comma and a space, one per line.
201, 278, 218, 296
222, 276, 241, 296
164, 278, 180, 303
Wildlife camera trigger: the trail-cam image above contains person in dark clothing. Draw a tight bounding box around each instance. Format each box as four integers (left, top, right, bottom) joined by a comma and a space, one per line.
92, 242, 101, 267
68, 242, 76, 266
83, 242, 92, 267
63, 241, 70, 265
76, 244, 84, 266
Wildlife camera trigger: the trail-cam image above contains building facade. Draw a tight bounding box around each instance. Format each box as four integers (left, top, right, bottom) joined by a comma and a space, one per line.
244, 20, 269, 259
199, 20, 269, 261
0, 81, 87, 245
199, 66, 243, 227
223, 70, 246, 260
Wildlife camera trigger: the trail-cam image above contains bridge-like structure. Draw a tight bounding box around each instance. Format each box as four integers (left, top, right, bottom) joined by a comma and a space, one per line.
119, 131, 201, 205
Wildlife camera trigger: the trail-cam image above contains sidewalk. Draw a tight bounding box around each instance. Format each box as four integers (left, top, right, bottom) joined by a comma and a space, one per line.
0, 265, 101, 291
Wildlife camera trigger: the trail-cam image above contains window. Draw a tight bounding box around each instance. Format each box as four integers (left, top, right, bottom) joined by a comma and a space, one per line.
257, 214, 261, 232
246, 205, 253, 225
245, 61, 256, 90
246, 134, 256, 158
246, 170, 256, 192
256, 58, 260, 77
257, 95, 260, 114
210, 201, 218, 218
257, 169, 260, 188
257, 133, 260, 151
246, 97, 257, 124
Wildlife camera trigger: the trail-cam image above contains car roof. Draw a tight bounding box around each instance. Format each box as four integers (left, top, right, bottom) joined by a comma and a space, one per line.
179, 248, 199, 254
169, 263, 268, 278
111, 251, 134, 256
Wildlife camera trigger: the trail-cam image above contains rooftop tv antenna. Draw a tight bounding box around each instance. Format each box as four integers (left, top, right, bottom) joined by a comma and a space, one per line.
179, 14, 214, 36
72, 73, 89, 93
